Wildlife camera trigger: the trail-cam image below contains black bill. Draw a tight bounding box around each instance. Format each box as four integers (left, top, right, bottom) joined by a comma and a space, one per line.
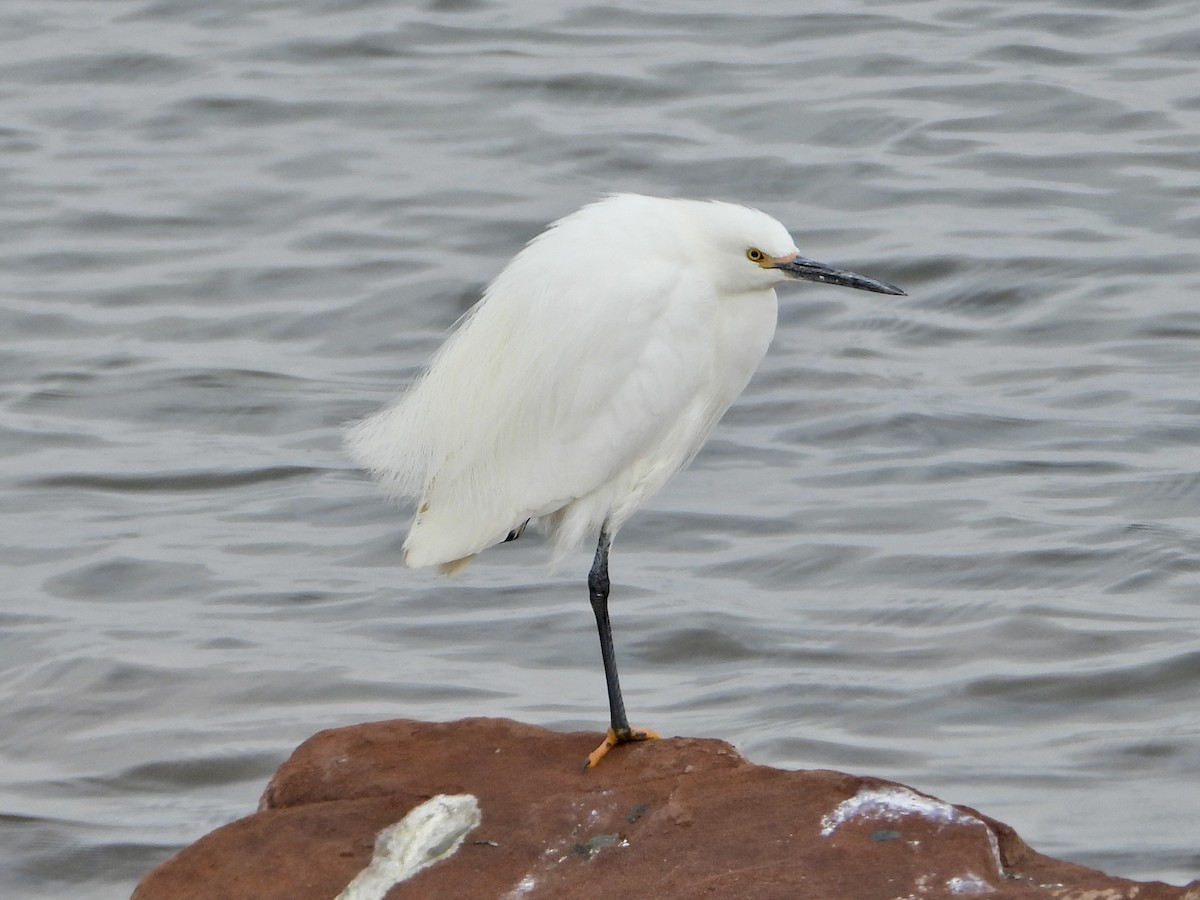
775, 255, 906, 296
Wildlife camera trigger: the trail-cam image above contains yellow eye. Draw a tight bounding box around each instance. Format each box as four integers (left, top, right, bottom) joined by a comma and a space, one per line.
746, 247, 767, 263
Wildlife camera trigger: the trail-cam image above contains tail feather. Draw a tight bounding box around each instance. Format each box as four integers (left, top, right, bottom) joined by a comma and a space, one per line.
401, 497, 514, 571
437, 555, 476, 576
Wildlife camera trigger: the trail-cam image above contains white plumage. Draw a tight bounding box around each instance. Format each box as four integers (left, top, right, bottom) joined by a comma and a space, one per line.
347, 194, 801, 571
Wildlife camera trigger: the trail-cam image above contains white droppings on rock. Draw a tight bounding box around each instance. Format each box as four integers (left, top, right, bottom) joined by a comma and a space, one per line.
947, 872, 995, 894
336, 793, 481, 900
503, 874, 539, 897
819, 786, 1004, 875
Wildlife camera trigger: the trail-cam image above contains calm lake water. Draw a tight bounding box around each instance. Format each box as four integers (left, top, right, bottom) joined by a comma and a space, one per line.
2, 1, 1199, 896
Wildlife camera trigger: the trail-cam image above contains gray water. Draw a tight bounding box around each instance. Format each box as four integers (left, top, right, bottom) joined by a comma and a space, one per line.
2, 1, 1199, 896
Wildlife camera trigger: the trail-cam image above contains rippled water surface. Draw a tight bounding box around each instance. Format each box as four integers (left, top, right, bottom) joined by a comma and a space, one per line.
3, 1, 1200, 896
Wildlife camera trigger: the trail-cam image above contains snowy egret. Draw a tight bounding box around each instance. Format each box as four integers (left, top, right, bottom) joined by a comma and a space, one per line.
346, 193, 905, 767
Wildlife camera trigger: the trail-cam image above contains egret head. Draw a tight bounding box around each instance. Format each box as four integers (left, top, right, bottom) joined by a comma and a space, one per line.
683, 197, 906, 297
525, 194, 904, 300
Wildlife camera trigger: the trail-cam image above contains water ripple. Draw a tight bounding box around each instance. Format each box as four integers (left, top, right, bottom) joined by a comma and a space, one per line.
2, 0, 1199, 896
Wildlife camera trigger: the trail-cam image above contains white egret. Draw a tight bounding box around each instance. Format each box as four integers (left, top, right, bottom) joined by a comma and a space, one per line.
346, 193, 905, 767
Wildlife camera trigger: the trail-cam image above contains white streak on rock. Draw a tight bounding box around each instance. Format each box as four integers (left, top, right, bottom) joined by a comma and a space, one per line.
504, 874, 539, 897
947, 872, 995, 894
820, 786, 1004, 875
337, 794, 481, 900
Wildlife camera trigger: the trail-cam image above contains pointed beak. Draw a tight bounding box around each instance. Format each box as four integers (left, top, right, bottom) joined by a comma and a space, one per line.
772, 254, 906, 296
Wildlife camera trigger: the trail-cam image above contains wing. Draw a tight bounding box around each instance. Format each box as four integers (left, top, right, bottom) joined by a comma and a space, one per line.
348, 252, 720, 569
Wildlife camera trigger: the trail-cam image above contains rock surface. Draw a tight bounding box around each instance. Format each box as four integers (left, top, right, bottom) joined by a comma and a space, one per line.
134, 718, 1199, 900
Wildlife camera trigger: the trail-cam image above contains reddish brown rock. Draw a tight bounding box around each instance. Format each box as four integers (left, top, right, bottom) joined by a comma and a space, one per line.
134, 718, 1199, 900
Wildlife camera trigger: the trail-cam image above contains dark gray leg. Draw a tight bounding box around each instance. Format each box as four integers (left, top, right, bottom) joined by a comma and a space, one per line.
588, 526, 631, 738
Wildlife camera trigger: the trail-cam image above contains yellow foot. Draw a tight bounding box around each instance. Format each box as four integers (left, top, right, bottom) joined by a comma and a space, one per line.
583, 726, 662, 770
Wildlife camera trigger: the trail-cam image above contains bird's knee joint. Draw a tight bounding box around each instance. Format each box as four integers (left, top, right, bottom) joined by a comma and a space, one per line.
588, 572, 610, 603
